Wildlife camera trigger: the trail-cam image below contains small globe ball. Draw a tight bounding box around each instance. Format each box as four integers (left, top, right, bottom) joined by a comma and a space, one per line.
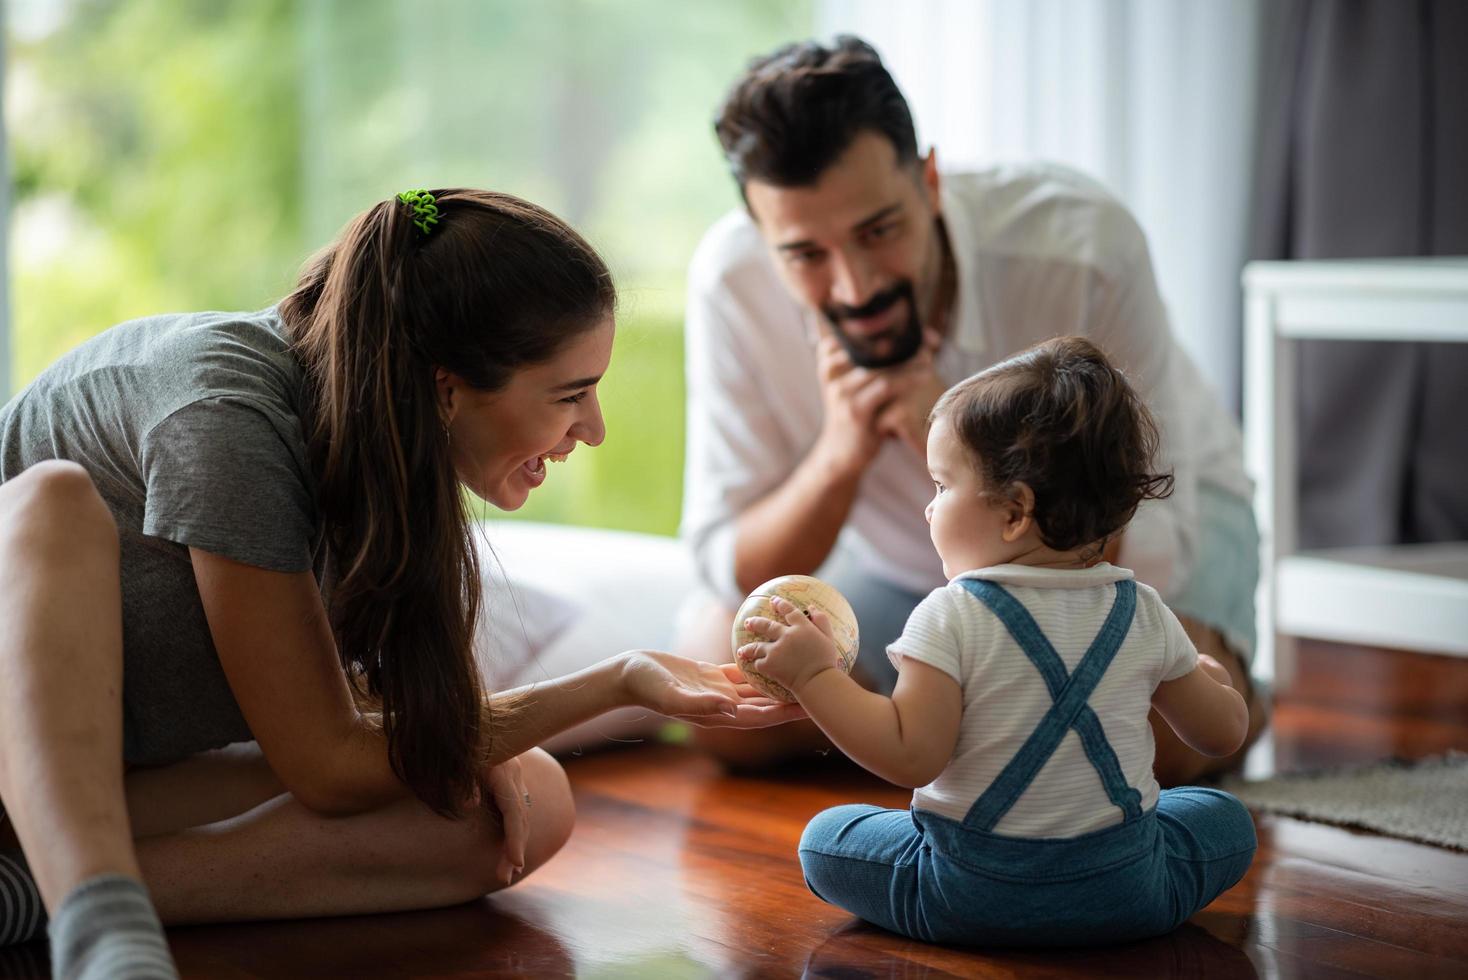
731, 574, 860, 702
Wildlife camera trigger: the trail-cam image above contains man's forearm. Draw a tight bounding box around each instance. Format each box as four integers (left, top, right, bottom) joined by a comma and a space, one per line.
732, 443, 865, 594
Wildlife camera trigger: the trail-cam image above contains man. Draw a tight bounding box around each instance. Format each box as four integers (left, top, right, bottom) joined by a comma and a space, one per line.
678, 36, 1265, 784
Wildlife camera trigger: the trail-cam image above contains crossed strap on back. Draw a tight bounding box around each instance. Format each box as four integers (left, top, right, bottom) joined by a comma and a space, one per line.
957, 578, 1144, 832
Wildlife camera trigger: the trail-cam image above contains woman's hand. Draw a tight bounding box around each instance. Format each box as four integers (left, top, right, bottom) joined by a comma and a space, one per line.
735, 596, 844, 696
617, 650, 807, 728
476, 755, 529, 886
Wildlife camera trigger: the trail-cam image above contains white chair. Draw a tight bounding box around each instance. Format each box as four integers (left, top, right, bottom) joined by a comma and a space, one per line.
1243, 257, 1468, 686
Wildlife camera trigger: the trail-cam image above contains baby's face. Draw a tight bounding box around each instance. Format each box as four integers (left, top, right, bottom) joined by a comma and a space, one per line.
924, 418, 1022, 578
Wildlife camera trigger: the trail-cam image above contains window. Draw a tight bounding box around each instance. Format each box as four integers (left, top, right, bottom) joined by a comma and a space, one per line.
4, 0, 813, 533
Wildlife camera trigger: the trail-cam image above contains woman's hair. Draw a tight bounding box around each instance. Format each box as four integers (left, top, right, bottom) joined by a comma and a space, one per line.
930, 336, 1174, 556
279, 189, 615, 814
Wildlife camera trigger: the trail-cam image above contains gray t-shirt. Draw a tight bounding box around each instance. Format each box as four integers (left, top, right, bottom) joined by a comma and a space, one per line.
0, 309, 326, 765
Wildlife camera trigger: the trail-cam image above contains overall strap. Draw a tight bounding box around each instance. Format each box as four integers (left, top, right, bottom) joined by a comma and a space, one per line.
957, 578, 1144, 832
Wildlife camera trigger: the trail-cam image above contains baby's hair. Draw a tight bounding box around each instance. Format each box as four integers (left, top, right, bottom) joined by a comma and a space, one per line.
929, 336, 1174, 556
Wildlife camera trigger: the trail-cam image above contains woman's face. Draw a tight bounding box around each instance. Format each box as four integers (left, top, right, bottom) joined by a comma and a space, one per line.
440, 316, 613, 510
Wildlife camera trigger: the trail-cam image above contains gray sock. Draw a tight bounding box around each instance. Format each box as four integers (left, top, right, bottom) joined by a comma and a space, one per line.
47, 874, 177, 980
0, 850, 46, 946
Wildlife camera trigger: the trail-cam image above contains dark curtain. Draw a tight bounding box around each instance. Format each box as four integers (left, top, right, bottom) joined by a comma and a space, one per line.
1252, 0, 1468, 549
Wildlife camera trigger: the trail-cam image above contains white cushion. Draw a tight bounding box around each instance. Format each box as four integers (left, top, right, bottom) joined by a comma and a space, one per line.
472, 521, 698, 690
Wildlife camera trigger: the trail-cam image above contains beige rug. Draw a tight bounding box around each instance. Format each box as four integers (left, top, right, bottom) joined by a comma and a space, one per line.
1219, 752, 1468, 850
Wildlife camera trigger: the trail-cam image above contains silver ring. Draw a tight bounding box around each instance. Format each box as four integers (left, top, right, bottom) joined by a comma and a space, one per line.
523, 792, 533, 808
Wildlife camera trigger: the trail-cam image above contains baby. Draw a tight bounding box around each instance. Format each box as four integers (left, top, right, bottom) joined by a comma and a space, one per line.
737, 336, 1256, 946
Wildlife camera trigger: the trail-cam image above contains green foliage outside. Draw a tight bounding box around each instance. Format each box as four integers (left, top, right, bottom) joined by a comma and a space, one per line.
7, 0, 305, 380
5, 0, 811, 536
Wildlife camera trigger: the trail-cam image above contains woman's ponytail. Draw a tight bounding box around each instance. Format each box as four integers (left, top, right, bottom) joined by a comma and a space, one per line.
280, 189, 611, 813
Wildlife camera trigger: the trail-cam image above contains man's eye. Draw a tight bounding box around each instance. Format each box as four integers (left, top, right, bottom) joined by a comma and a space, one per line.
560, 391, 589, 405
788, 249, 824, 266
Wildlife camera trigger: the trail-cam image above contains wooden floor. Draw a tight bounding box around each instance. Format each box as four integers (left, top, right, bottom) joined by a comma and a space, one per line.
3, 640, 1466, 978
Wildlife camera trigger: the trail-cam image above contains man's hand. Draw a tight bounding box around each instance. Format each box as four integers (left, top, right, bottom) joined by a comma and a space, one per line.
815, 326, 945, 471
735, 596, 845, 697
814, 333, 899, 476
874, 328, 945, 455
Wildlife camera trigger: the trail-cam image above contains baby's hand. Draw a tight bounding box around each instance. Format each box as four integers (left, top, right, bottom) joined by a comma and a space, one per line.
735, 596, 843, 696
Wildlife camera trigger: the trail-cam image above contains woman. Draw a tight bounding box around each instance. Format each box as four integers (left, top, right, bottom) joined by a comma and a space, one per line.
0, 188, 798, 979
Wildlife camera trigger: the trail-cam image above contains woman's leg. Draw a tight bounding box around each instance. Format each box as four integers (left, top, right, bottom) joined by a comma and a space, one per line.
0, 461, 137, 907
123, 743, 286, 840
0, 461, 176, 976
13, 737, 574, 928
129, 746, 575, 924
11, 717, 574, 930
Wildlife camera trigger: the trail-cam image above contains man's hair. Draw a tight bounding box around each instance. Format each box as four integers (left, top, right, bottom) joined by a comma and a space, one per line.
930, 337, 1175, 554
714, 35, 918, 194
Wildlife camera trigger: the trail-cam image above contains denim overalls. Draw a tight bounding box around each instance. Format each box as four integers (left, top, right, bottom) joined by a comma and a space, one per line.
798, 579, 1257, 947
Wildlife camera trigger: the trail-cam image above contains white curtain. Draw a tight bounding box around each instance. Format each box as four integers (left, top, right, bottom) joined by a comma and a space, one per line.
818, 0, 1262, 412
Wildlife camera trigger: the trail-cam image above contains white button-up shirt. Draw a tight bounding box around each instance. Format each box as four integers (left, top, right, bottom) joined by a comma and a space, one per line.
680, 163, 1251, 605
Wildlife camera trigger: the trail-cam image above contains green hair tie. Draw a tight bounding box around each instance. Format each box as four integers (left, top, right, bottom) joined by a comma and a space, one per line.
397, 189, 441, 236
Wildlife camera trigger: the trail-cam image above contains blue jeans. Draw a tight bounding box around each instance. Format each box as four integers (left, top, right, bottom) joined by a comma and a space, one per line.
797, 788, 1256, 946
1167, 484, 1260, 667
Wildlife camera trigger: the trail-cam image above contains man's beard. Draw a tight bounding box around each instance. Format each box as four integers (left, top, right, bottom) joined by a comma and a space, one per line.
822, 280, 925, 369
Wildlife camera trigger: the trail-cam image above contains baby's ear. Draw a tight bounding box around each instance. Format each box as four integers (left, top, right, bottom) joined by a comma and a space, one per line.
1001, 482, 1035, 543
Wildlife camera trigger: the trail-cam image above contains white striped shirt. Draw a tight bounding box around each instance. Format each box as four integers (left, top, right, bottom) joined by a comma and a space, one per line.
888, 563, 1197, 838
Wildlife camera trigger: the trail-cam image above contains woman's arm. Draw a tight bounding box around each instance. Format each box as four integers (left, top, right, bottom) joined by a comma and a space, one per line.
482, 651, 808, 765
191, 548, 404, 815
194, 548, 805, 812
738, 597, 962, 787
1151, 654, 1249, 758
